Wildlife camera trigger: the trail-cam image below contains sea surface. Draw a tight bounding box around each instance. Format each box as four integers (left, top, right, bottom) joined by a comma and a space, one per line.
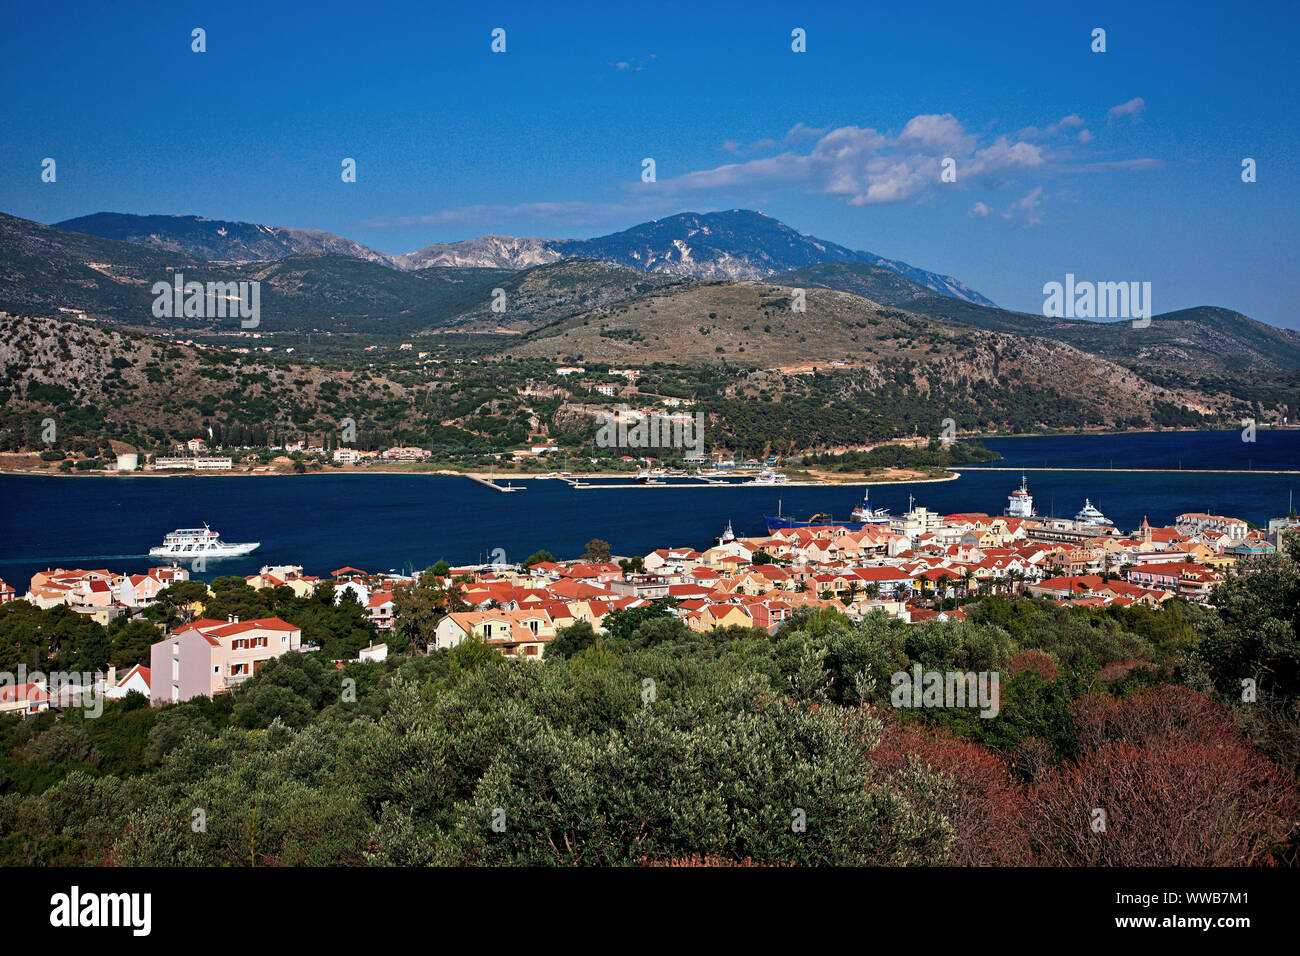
0, 429, 1295, 587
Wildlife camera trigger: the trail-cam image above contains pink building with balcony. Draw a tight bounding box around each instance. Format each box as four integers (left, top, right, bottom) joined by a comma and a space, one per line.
150, 616, 303, 705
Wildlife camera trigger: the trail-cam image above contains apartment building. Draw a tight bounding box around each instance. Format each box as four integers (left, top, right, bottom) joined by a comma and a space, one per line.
433, 609, 555, 657
150, 615, 303, 704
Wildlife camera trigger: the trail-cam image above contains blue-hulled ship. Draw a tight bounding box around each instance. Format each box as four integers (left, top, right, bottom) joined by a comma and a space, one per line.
764, 489, 891, 533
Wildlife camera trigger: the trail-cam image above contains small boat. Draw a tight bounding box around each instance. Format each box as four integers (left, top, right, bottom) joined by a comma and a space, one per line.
149, 525, 259, 558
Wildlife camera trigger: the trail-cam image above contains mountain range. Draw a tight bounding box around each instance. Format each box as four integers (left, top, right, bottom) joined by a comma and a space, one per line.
3, 206, 1296, 439
2, 208, 1298, 385
53, 209, 997, 306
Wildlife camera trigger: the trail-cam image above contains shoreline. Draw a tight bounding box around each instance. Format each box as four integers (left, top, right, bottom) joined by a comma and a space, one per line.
3, 464, 1295, 482
2, 424, 1294, 482
0, 466, 964, 486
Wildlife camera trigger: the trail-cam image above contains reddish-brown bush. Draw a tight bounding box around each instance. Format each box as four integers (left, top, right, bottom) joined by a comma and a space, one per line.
1006, 649, 1060, 682
871, 687, 1298, 866
870, 714, 1030, 865
1097, 659, 1155, 681
1072, 685, 1241, 751
1023, 737, 1298, 865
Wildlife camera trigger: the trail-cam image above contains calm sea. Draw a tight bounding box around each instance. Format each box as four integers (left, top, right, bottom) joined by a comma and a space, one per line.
0, 429, 1295, 586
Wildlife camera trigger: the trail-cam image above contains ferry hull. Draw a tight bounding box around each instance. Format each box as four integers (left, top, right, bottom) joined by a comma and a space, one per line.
148, 542, 260, 559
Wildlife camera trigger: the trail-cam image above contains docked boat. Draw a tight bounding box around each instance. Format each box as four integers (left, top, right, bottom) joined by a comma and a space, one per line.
745, 469, 789, 486
1074, 498, 1113, 527
1004, 475, 1036, 518
765, 492, 889, 533
849, 488, 891, 526
149, 525, 259, 558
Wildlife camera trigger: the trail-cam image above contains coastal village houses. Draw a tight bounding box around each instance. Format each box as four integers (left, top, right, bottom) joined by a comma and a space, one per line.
9, 499, 1283, 708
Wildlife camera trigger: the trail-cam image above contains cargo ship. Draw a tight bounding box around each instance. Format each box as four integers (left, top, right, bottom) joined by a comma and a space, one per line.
764, 489, 891, 533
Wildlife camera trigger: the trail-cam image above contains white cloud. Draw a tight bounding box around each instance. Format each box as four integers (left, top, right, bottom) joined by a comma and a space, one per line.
1002, 187, 1045, 227
613, 54, 657, 72
360, 197, 679, 231
784, 122, 829, 144
1022, 114, 1086, 139
1108, 97, 1146, 120
1078, 157, 1162, 172
652, 117, 1051, 207
898, 113, 976, 152
367, 110, 1160, 232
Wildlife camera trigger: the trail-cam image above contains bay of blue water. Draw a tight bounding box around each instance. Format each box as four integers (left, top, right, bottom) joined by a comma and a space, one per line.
0, 430, 1295, 588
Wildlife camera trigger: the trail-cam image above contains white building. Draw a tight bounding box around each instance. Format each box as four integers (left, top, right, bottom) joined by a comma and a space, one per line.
359, 643, 388, 663
104, 664, 152, 700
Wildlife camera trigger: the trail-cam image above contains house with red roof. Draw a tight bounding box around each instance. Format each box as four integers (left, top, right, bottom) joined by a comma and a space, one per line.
121, 572, 169, 608
1027, 575, 1105, 600
150, 615, 303, 704
433, 609, 556, 657
559, 562, 624, 584
907, 607, 968, 624
0, 681, 51, 717
104, 664, 152, 700
642, 548, 702, 574
1125, 561, 1221, 602
1124, 561, 1198, 594
682, 602, 755, 633
547, 578, 611, 600
367, 591, 396, 631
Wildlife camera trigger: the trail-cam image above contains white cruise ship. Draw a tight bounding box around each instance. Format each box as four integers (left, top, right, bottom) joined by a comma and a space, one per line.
1073, 499, 1113, 527
149, 525, 259, 559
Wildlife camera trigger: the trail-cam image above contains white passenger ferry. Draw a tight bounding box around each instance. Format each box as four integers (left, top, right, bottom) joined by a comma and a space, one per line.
148, 525, 259, 559
745, 469, 789, 486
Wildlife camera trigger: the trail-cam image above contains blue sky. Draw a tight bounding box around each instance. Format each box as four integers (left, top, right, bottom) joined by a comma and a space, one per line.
2, 0, 1298, 327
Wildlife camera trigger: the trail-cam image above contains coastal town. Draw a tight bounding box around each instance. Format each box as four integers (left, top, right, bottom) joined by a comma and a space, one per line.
3, 474, 1294, 714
